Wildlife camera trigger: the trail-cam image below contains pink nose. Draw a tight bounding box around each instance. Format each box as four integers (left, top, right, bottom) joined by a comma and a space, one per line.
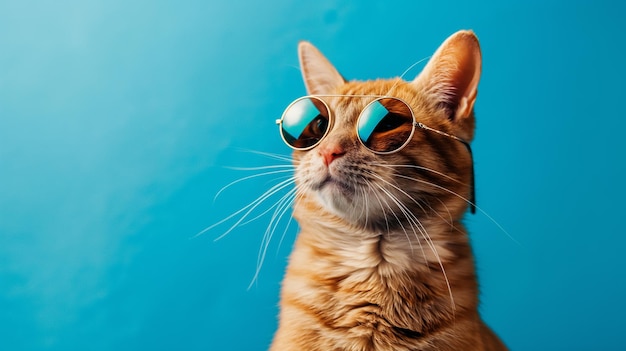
319, 144, 346, 166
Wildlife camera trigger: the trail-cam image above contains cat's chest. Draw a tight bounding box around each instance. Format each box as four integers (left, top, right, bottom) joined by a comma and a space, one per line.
285, 232, 437, 318
282, 267, 426, 350
291, 224, 448, 274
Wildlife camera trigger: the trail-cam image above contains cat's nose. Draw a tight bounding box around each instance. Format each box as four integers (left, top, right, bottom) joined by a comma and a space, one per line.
319, 144, 346, 166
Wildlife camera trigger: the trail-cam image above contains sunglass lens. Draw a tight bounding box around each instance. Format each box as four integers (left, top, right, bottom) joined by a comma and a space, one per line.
280, 97, 330, 149
357, 98, 414, 153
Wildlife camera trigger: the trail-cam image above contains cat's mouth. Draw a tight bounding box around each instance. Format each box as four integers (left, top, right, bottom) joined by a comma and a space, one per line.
316, 175, 352, 193
312, 173, 361, 207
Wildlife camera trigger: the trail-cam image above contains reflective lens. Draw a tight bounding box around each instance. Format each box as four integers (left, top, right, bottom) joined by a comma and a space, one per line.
279, 97, 330, 150
357, 98, 415, 153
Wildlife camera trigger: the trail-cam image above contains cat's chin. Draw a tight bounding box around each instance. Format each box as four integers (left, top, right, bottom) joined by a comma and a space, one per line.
311, 179, 363, 222
314, 183, 382, 228
314, 185, 410, 231
315, 182, 353, 214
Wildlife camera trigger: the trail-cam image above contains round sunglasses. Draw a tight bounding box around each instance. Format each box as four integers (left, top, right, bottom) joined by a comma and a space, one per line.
275, 95, 477, 213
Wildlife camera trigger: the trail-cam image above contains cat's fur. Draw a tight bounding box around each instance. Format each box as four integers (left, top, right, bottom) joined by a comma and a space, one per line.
270, 30, 507, 351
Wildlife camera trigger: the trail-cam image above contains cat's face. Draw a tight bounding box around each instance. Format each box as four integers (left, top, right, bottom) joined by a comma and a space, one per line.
288, 31, 481, 231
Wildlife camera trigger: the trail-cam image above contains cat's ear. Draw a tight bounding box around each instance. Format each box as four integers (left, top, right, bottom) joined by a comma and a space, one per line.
412, 30, 482, 123
298, 41, 346, 95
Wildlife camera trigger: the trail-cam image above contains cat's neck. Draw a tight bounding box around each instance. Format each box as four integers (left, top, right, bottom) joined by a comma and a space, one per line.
292, 198, 471, 276
296, 220, 469, 277
284, 200, 480, 338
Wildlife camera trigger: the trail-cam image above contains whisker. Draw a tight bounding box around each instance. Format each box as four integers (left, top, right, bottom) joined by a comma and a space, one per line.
359, 183, 370, 230
239, 176, 296, 226
431, 196, 454, 228
232, 149, 297, 163
364, 179, 391, 233
263, 188, 297, 251
373, 163, 465, 185
194, 177, 295, 240
214, 169, 294, 201
370, 180, 416, 254
367, 172, 455, 310
364, 169, 431, 217
250, 186, 298, 288
384, 55, 432, 96
368, 174, 431, 254
226, 165, 295, 171
215, 178, 294, 241
275, 200, 298, 255
394, 174, 520, 245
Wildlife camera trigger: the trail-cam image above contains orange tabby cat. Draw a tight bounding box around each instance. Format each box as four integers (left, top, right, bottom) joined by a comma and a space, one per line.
270, 30, 507, 351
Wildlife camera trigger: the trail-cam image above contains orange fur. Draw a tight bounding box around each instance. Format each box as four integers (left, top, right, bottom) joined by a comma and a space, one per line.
270, 31, 507, 351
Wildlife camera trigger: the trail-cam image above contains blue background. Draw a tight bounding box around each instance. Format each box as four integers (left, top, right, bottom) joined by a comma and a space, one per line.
1, 1, 624, 350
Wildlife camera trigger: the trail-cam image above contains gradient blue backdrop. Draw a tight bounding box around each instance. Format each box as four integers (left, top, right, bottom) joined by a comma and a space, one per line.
1, 1, 624, 350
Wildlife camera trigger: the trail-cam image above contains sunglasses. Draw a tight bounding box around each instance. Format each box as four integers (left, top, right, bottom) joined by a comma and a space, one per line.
276, 95, 476, 213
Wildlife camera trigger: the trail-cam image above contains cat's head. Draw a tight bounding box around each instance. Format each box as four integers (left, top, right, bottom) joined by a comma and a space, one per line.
282, 30, 481, 232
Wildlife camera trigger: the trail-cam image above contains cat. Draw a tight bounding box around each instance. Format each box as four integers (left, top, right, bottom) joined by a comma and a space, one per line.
269, 30, 507, 351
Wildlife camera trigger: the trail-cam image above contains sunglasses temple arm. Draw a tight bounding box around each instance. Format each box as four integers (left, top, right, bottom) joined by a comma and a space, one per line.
466, 146, 477, 214
416, 123, 477, 214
